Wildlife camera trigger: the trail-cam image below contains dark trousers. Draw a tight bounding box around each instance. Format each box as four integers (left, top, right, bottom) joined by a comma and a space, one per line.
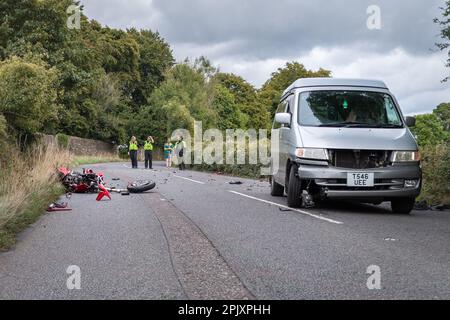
130, 150, 138, 168
179, 158, 186, 171
145, 150, 153, 169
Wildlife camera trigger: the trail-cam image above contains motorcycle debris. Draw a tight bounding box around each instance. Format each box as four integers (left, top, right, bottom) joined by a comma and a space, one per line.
229, 181, 243, 185
121, 192, 130, 196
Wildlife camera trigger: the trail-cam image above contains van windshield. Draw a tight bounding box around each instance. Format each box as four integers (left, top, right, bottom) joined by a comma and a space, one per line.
298, 91, 404, 128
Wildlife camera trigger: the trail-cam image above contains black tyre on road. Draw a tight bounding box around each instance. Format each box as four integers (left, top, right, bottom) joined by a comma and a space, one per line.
391, 198, 415, 214
270, 177, 284, 197
127, 180, 156, 193
287, 165, 303, 208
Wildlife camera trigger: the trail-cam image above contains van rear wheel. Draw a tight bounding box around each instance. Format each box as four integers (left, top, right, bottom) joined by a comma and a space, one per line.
287, 165, 303, 208
391, 198, 415, 214
270, 177, 284, 197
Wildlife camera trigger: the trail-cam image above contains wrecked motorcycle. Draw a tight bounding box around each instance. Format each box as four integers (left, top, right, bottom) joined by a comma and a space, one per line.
58, 167, 156, 201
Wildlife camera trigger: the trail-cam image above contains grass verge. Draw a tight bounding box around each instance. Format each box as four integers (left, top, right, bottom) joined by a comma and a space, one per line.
0, 148, 124, 251
0, 144, 71, 251
72, 153, 122, 166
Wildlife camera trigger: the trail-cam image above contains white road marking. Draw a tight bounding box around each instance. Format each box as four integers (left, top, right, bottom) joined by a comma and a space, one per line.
173, 175, 206, 185
228, 190, 344, 225
122, 164, 131, 169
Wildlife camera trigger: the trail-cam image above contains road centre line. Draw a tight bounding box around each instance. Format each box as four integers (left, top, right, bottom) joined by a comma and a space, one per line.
173, 175, 206, 185
228, 190, 344, 225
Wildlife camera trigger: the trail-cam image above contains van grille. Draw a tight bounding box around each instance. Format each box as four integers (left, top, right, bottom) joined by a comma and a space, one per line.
329, 150, 391, 169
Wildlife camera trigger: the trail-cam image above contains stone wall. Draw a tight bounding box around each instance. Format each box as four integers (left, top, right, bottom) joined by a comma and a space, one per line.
39, 134, 116, 156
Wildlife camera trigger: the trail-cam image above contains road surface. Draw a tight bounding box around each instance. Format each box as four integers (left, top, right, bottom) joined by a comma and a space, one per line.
0, 161, 449, 299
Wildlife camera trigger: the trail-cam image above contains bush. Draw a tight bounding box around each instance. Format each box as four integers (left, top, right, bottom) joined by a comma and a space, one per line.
419, 143, 450, 205
0, 57, 58, 135
188, 138, 270, 179
56, 133, 69, 149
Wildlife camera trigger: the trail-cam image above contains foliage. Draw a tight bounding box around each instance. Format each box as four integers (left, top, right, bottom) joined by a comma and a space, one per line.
411, 113, 449, 146
259, 62, 331, 118
434, 102, 450, 131
434, 0, 450, 82
56, 133, 69, 148
0, 0, 174, 143
419, 143, 450, 205
0, 56, 58, 135
0, 143, 71, 250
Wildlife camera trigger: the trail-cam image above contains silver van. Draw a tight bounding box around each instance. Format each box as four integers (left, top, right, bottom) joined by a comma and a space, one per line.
270, 78, 421, 214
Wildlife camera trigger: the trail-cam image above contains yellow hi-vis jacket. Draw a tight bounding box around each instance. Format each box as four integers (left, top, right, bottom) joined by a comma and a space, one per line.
144, 141, 154, 151
129, 142, 138, 151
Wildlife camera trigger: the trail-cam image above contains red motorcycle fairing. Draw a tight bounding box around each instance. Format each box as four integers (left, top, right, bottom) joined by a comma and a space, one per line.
72, 184, 90, 193
96, 184, 111, 201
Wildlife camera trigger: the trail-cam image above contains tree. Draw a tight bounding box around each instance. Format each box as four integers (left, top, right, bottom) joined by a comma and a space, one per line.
0, 56, 58, 135
147, 61, 217, 133
411, 113, 449, 146
434, 102, 450, 131
212, 84, 243, 130
215, 72, 269, 129
259, 62, 331, 118
0, 0, 72, 60
128, 29, 174, 107
434, 0, 450, 82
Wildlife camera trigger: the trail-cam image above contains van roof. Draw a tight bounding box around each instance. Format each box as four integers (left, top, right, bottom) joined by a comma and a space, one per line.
282, 78, 388, 97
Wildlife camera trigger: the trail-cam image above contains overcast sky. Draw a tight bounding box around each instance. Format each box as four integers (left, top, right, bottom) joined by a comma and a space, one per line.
80, 0, 449, 115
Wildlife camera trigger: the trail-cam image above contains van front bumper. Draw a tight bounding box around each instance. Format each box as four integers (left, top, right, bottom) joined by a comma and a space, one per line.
297, 163, 422, 200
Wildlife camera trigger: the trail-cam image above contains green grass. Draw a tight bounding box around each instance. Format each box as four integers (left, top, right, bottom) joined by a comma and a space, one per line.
72, 154, 123, 166
0, 184, 64, 251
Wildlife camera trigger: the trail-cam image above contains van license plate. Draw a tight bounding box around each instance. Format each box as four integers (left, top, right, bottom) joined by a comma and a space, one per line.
347, 173, 374, 187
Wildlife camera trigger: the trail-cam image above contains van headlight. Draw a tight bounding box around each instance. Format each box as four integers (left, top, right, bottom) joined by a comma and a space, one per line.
391, 151, 421, 162
295, 148, 329, 161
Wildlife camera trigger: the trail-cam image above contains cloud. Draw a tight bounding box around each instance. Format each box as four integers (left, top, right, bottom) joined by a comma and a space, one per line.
80, 0, 450, 114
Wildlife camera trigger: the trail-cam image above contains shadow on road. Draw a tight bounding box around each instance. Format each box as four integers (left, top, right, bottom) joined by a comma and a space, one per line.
313, 200, 396, 215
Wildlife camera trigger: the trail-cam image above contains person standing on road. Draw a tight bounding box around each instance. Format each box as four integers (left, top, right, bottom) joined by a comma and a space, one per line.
175, 136, 187, 171
144, 136, 154, 170
164, 138, 173, 168
129, 136, 139, 169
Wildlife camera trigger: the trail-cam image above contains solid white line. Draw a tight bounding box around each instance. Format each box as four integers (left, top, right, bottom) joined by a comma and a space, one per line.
173, 175, 206, 185
228, 191, 344, 225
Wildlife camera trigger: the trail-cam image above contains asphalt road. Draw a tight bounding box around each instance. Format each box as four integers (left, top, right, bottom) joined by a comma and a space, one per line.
0, 161, 449, 299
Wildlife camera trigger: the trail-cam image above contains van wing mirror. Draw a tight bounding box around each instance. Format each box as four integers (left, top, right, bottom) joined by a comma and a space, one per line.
275, 113, 291, 126
405, 116, 416, 127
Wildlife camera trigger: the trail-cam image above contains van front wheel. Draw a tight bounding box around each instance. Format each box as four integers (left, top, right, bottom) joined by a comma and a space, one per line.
391, 198, 415, 214
287, 165, 303, 208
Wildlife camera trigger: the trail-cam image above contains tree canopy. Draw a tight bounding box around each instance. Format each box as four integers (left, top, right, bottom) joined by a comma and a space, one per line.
434, 0, 450, 82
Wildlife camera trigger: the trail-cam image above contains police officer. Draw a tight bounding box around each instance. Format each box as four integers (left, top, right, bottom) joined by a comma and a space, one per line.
144, 136, 154, 170
129, 136, 139, 169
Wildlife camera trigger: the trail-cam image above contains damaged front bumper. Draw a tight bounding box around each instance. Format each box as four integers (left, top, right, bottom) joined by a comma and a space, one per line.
296, 161, 422, 200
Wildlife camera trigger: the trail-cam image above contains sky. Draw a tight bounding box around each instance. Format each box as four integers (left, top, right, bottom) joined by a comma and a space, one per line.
80, 0, 450, 115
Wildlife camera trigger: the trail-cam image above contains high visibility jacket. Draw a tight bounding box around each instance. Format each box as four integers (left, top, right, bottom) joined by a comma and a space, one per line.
144, 141, 153, 151
129, 142, 138, 151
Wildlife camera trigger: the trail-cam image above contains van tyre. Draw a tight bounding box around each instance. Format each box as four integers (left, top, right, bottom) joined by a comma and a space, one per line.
270, 177, 284, 197
287, 165, 303, 208
391, 198, 415, 214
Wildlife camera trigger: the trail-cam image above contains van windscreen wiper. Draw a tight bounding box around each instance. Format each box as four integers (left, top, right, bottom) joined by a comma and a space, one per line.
319, 122, 372, 127
319, 122, 404, 128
